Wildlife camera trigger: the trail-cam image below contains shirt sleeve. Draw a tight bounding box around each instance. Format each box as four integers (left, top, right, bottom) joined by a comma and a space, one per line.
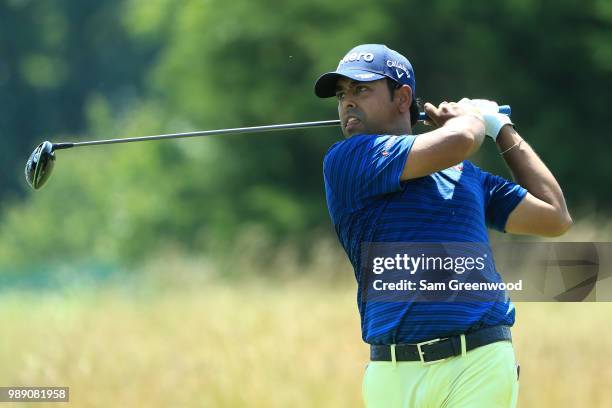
323, 134, 416, 213
481, 169, 528, 232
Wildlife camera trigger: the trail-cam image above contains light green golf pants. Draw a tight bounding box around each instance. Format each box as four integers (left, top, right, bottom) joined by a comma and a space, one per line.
362, 340, 519, 408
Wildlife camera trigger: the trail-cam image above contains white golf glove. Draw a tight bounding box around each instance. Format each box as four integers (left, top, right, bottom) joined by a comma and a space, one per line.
458, 98, 513, 141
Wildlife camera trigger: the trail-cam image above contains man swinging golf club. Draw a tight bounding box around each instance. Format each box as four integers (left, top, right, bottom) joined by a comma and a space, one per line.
315, 44, 572, 407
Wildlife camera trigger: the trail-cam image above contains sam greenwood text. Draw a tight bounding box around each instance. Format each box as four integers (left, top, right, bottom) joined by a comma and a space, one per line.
372, 280, 523, 291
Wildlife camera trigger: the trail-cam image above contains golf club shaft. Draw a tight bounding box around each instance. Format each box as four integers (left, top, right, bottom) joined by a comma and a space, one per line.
52, 105, 511, 151
52, 120, 340, 150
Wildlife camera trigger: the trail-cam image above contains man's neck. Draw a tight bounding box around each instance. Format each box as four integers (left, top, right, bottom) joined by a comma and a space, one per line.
382, 124, 413, 136
385, 116, 413, 135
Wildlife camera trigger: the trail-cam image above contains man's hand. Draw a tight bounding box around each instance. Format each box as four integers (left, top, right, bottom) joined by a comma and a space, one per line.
458, 98, 513, 141
423, 101, 483, 127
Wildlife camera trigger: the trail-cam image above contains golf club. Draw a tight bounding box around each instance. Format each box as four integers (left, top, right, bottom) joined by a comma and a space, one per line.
25, 105, 512, 190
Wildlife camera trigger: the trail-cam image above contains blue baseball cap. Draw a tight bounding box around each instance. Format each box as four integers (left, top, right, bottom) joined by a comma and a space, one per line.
314, 44, 416, 98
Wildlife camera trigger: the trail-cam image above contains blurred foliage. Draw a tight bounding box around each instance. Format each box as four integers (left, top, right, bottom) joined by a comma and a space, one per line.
0, 0, 611, 271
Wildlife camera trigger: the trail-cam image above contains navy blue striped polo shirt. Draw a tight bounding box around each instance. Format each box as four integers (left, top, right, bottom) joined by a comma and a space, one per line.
323, 133, 527, 345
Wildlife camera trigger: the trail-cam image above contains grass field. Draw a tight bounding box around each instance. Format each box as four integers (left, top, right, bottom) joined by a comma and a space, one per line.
1, 217, 611, 407
1, 274, 612, 408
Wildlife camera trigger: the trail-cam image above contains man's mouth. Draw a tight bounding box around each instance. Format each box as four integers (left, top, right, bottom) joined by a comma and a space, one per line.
344, 116, 361, 130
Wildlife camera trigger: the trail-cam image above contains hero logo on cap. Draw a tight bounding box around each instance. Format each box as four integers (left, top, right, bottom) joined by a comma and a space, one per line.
339, 52, 375, 65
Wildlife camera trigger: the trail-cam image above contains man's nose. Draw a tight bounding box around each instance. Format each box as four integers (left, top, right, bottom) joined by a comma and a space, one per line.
341, 94, 357, 110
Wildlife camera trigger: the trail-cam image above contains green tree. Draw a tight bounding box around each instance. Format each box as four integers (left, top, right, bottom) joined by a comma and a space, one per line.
1, 0, 611, 272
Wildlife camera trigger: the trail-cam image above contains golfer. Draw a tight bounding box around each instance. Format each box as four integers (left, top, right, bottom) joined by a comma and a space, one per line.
314, 44, 571, 407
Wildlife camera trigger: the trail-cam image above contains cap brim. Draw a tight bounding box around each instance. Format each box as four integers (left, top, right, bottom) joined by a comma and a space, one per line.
314, 70, 386, 98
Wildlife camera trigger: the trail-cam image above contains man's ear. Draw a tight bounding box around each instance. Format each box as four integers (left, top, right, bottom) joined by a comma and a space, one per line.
397, 85, 413, 113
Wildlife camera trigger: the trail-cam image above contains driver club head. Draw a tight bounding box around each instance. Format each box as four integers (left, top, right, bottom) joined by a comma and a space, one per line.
25, 141, 56, 190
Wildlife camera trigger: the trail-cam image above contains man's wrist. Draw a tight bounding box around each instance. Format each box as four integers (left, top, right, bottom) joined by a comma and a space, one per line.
496, 125, 522, 154
496, 125, 518, 145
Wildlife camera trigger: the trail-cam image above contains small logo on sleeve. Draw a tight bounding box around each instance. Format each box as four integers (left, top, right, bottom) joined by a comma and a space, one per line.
382, 136, 399, 157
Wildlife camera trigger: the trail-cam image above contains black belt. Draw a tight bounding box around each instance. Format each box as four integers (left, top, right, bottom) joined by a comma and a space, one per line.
370, 325, 512, 364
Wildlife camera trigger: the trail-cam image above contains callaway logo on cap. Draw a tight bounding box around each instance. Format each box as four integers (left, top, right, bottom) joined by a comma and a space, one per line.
314, 44, 416, 98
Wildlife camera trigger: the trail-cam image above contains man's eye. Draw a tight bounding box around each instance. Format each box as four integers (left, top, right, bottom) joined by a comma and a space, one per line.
336, 92, 345, 100
357, 86, 368, 93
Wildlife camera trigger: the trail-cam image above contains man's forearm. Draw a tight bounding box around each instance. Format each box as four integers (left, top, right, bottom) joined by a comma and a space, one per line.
445, 115, 485, 157
496, 125, 570, 218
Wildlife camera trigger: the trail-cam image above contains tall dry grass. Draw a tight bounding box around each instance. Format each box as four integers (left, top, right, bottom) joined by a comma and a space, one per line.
0, 281, 365, 408
0, 217, 611, 407
1, 284, 612, 407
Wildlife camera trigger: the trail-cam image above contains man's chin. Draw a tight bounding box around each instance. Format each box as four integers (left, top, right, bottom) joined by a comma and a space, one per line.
343, 125, 364, 138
